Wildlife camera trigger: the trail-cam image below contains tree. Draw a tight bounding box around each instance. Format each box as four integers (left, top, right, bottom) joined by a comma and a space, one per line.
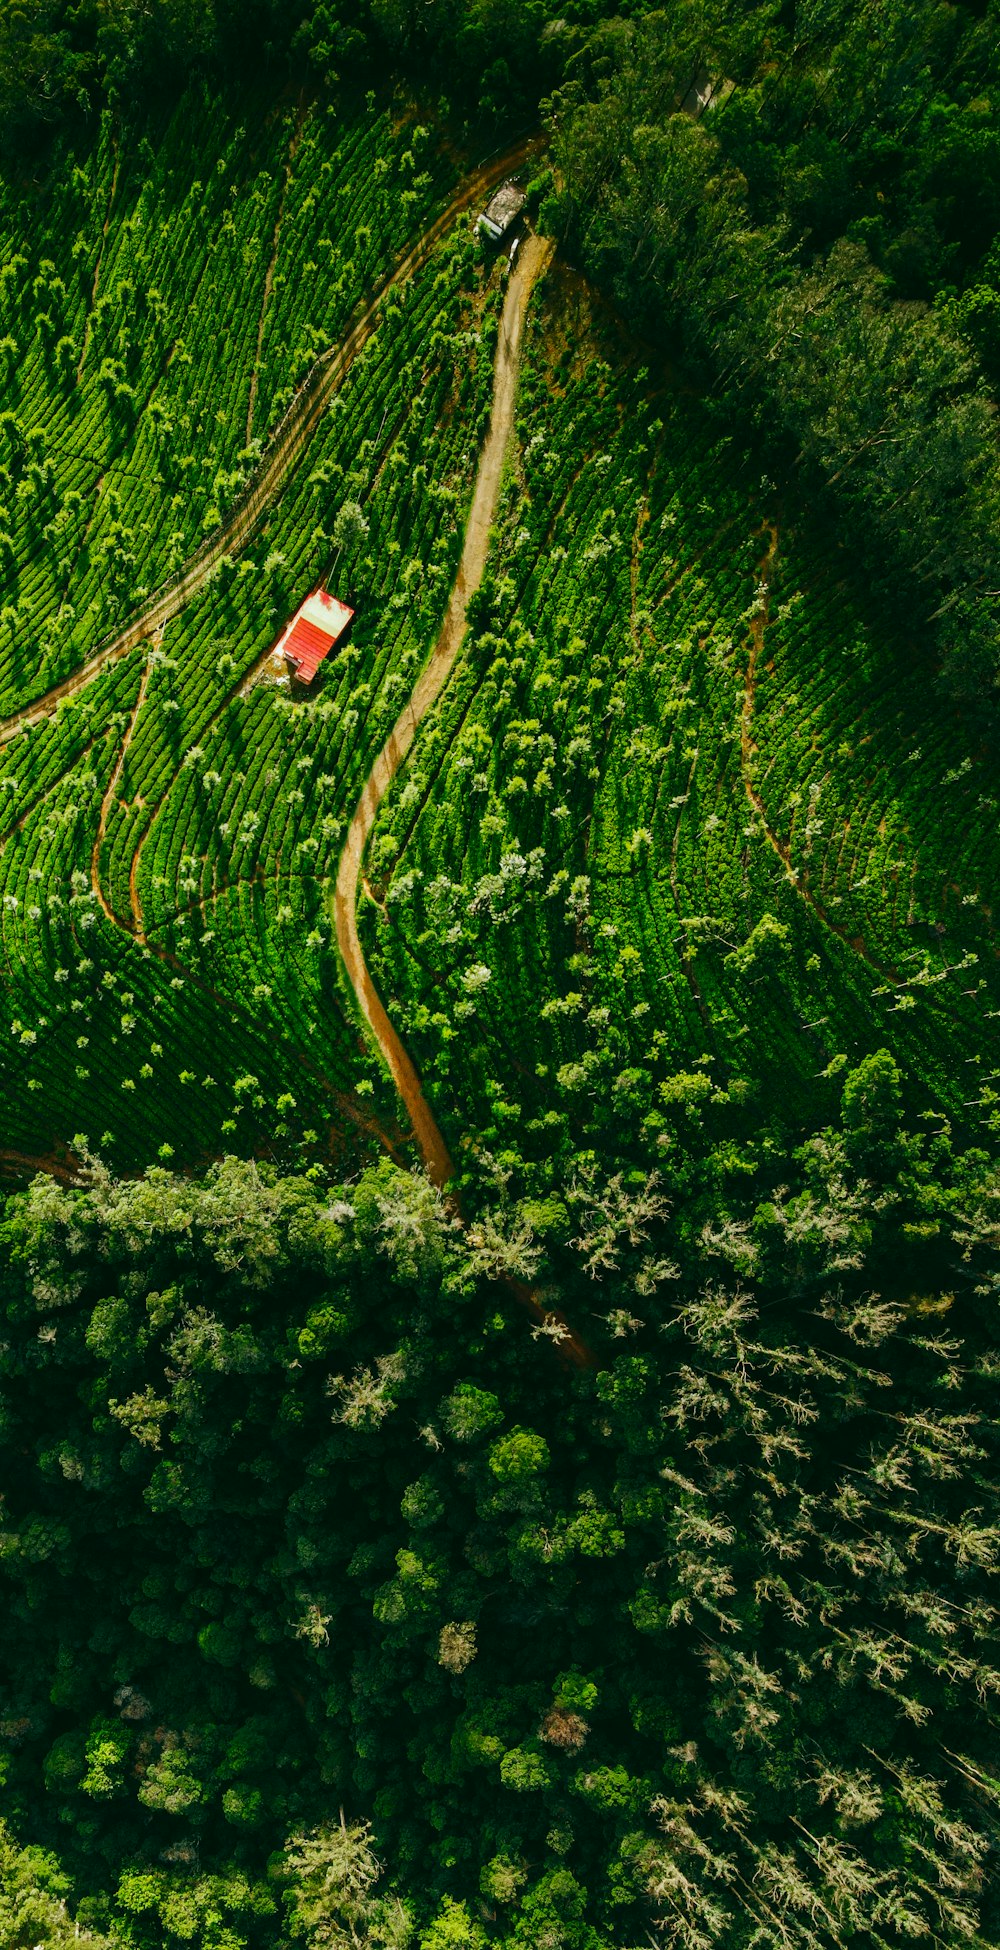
438, 1620, 477, 1673
0, 1, 93, 154
0, 1819, 110, 1948
282, 1817, 412, 1949
546, 3, 1000, 700
1, 1131, 999, 1947
487, 1426, 550, 1484
441, 1382, 504, 1443
418, 1897, 485, 1949
841, 1047, 903, 1150
331, 498, 370, 558
724, 913, 792, 982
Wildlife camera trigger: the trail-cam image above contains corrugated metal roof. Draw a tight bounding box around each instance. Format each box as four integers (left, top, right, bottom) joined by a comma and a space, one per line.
273, 588, 355, 685
284, 616, 335, 681
480, 183, 526, 238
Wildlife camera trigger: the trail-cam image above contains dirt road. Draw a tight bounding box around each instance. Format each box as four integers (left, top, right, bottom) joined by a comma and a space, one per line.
332, 231, 594, 1369
0, 141, 539, 750
333, 236, 553, 1189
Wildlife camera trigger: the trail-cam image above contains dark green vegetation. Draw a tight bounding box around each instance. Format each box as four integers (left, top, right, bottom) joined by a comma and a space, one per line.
2, 1102, 999, 1947
546, 0, 1000, 702
1, 0, 1000, 1946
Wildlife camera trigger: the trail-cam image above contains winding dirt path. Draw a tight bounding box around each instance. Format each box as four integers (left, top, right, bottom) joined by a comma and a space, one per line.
0, 140, 538, 752
333, 236, 553, 1188
330, 233, 593, 1367
5, 175, 591, 1358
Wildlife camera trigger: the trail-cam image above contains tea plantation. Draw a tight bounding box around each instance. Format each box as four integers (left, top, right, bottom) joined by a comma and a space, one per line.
1, 4, 1000, 1945
360, 264, 1000, 1174
2, 101, 996, 1183
0, 91, 505, 1169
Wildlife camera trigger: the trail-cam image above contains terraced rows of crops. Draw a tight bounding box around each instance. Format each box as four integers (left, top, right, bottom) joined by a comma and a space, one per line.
360, 264, 1000, 1171
0, 94, 497, 1169
134, 221, 496, 1100
0, 93, 450, 714
3, 97, 997, 1185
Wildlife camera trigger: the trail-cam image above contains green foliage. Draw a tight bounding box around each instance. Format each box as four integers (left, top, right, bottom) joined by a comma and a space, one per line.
282, 1817, 412, 1947
658, 1071, 712, 1110
419, 1896, 484, 1948
487, 1427, 549, 1484
364, 260, 1000, 1180
441, 1382, 503, 1443
723, 912, 791, 980
0, 1135, 997, 1945
498, 1747, 549, 1794
0, 90, 485, 1166
546, 1, 1000, 699
0, 1818, 110, 1948
842, 1047, 904, 1137
0, 28, 999, 1950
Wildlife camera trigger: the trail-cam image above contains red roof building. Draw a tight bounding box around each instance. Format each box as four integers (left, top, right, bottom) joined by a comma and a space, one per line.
274, 588, 354, 685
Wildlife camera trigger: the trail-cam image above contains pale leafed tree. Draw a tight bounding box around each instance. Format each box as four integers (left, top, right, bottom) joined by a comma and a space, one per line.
281, 1815, 411, 1950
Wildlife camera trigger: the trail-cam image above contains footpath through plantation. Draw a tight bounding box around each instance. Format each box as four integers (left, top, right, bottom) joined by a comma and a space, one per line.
0, 82, 997, 1182
0, 12, 999, 1950
0, 96, 523, 1170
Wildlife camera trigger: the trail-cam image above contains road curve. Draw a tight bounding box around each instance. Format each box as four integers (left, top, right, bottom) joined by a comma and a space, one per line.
333, 235, 553, 1189
0, 139, 540, 749
332, 232, 595, 1370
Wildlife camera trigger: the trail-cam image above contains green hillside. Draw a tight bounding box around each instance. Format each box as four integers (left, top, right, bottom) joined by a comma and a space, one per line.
0, 1, 999, 1945
1, 90, 997, 1182
0, 92, 494, 1169
362, 265, 1000, 1172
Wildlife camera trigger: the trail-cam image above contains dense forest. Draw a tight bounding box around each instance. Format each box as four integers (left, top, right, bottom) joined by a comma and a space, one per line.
2, 1074, 1000, 1947
0, 0, 999, 1943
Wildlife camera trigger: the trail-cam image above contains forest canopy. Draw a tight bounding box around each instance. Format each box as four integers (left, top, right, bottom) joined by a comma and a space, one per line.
544, 0, 1000, 699
1, 0, 1000, 1943
1, 1072, 999, 1946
